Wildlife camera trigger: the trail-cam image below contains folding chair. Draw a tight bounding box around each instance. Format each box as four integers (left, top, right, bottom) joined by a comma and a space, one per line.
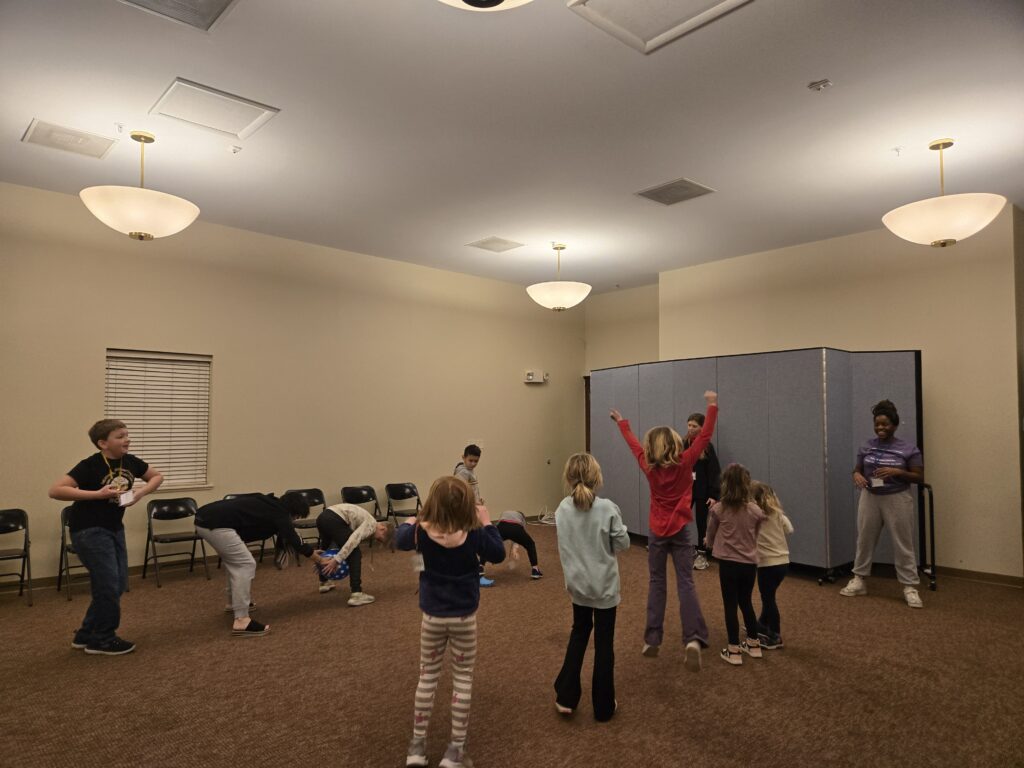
0, 509, 32, 606
385, 483, 422, 525
142, 497, 210, 588
342, 485, 386, 555
57, 506, 90, 601
284, 488, 326, 565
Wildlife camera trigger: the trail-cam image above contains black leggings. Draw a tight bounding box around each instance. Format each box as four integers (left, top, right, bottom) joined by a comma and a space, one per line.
757, 563, 788, 637
717, 559, 758, 646
315, 511, 362, 592
496, 521, 538, 566
554, 604, 617, 721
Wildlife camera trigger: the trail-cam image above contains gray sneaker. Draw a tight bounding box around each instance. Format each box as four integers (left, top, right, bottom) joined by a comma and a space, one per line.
406, 737, 427, 768
839, 575, 867, 597
693, 553, 709, 570
439, 743, 474, 768
903, 586, 924, 609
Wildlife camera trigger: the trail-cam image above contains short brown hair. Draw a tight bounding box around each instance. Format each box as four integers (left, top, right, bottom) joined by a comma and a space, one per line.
419, 476, 480, 534
88, 419, 126, 448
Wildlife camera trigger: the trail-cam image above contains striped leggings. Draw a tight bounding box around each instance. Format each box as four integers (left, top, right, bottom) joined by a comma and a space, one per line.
412, 612, 478, 747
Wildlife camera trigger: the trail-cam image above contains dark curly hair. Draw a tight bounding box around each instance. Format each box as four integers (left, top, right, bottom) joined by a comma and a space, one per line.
871, 399, 900, 426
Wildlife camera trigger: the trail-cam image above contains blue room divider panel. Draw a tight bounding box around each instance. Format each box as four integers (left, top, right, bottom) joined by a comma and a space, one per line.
767, 349, 827, 567
825, 349, 856, 568
590, 366, 641, 535
716, 354, 771, 482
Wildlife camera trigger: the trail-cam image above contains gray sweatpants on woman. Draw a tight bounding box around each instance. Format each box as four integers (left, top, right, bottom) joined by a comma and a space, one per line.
195, 526, 256, 618
852, 489, 919, 586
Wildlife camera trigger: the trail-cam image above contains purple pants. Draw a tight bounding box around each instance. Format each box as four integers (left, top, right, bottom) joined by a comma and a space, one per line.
645, 526, 708, 648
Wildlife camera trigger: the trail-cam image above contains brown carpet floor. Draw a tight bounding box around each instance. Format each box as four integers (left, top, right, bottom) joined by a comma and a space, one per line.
2, 525, 1022, 768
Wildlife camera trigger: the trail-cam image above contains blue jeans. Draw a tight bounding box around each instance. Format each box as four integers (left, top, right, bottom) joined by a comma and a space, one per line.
71, 526, 128, 644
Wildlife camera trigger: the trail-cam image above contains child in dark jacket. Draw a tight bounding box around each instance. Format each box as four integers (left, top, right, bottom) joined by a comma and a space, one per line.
396, 476, 505, 768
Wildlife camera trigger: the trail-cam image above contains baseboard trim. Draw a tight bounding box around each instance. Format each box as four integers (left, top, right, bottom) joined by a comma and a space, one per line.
937, 566, 1023, 589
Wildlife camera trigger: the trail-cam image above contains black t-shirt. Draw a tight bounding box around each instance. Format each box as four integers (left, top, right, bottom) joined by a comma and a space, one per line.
66, 452, 150, 533
195, 495, 313, 557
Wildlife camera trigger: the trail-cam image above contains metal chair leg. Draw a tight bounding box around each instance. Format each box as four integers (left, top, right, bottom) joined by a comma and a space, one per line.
200, 539, 210, 580
153, 540, 162, 588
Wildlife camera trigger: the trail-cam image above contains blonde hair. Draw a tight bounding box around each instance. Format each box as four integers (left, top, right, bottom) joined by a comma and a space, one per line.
419, 476, 481, 534
563, 453, 603, 511
643, 426, 683, 468
751, 481, 783, 517
719, 463, 752, 508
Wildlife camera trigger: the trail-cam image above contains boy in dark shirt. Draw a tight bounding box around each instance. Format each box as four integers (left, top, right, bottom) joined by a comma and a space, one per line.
195, 492, 332, 636
49, 419, 164, 656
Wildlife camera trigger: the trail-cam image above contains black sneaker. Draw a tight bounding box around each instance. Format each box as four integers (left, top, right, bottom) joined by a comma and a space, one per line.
758, 632, 782, 650
531, 567, 543, 579
71, 630, 91, 650
85, 636, 136, 656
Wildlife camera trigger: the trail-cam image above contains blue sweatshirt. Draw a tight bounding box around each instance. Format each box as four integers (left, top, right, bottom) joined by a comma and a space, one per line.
396, 522, 505, 617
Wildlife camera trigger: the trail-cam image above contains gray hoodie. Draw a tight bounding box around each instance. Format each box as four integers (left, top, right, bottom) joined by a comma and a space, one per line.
555, 495, 630, 609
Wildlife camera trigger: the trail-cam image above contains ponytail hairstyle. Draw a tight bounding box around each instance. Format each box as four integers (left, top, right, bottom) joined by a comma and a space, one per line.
643, 426, 683, 468
751, 481, 783, 518
871, 399, 899, 426
420, 476, 480, 534
719, 463, 752, 509
563, 453, 603, 511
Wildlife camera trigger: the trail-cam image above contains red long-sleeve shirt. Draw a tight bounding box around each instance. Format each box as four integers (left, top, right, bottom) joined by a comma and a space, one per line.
617, 404, 718, 538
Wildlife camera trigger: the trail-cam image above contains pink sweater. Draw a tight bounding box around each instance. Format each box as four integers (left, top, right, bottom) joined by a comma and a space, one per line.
706, 501, 766, 564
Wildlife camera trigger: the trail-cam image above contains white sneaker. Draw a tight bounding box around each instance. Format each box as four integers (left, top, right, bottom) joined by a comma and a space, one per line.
839, 575, 867, 597
903, 586, 923, 609
347, 591, 376, 607
693, 553, 709, 570
318, 582, 335, 594
641, 643, 660, 658
684, 640, 702, 672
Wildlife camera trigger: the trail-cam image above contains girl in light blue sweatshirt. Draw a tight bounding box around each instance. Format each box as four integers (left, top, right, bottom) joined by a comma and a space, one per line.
553, 453, 630, 722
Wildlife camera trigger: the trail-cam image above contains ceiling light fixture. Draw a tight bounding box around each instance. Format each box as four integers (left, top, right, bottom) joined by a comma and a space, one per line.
881, 139, 1006, 248
80, 130, 199, 241
527, 243, 592, 311
436, 0, 534, 11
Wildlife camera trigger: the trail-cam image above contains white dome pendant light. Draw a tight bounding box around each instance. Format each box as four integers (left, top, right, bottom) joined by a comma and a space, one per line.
527, 243, 592, 311
80, 131, 199, 241
882, 139, 1005, 248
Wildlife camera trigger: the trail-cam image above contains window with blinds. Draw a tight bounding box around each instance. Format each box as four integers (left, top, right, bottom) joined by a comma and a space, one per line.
105, 349, 212, 488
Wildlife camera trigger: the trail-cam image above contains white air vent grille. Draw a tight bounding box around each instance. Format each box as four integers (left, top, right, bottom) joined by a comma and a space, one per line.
118, 0, 239, 31
466, 236, 525, 253
20, 120, 116, 159
150, 78, 279, 139
568, 0, 754, 54
637, 177, 715, 206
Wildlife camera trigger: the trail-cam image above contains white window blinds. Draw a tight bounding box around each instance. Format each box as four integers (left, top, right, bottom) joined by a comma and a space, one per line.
105, 349, 212, 488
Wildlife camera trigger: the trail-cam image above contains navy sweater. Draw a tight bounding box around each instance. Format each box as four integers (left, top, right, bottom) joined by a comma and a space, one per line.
396, 522, 505, 617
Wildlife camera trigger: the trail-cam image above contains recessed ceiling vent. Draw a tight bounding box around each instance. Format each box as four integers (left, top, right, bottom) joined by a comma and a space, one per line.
118, 0, 239, 31
20, 119, 116, 159
466, 236, 525, 253
150, 78, 279, 139
637, 177, 715, 206
568, 0, 754, 54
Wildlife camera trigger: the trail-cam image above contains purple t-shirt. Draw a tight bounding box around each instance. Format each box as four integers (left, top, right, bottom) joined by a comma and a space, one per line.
857, 437, 923, 495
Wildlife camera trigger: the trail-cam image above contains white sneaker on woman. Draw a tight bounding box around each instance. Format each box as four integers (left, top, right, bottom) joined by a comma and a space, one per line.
839, 575, 867, 596
903, 586, 923, 608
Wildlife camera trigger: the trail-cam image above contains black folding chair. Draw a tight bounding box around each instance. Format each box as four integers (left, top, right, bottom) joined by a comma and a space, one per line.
0, 509, 32, 606
284, 488, 326, 565
56, 506, 90, 601
342, 485, 386, 553
142, 498, 210, 588
385, 483, 422, 525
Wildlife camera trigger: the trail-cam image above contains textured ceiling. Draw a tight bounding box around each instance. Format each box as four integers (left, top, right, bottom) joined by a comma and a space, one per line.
1, 0, 1022, 292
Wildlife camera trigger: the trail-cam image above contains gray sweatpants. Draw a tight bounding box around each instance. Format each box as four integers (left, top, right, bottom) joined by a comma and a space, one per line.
196, 526, 256, 618
852, 489, 919, 586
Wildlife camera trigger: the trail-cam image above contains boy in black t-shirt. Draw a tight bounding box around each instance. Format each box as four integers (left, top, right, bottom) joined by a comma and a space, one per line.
49, 419, 164, 655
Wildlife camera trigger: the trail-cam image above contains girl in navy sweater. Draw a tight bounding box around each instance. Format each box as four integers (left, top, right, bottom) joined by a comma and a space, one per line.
396, 476, 505, 768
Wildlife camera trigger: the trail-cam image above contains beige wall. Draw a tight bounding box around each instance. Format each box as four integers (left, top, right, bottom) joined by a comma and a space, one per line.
583, 284, 659, 373
0, 182, 586, 578
659, 207, 1023, 578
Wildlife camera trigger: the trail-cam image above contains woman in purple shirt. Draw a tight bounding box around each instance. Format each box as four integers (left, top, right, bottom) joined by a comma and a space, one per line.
840, 399, 925, 608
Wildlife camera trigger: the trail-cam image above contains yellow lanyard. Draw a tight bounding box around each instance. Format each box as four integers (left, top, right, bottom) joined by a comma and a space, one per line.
102, 454, 124, 484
